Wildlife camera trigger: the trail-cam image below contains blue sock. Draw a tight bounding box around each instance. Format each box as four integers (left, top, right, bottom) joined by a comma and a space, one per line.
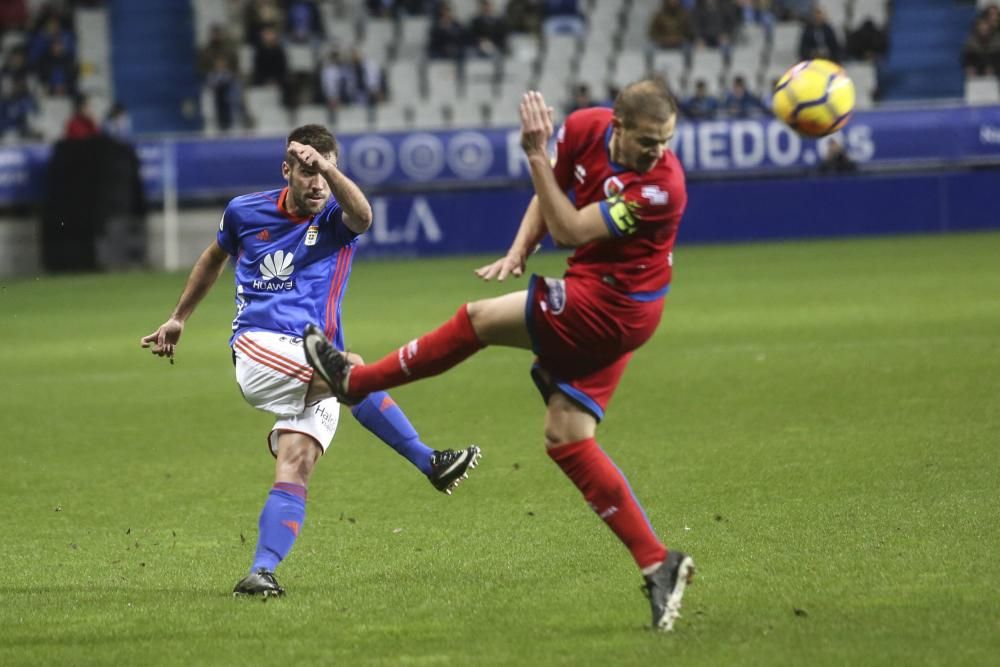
251, 483, 306, 573
351, 391, 434, 475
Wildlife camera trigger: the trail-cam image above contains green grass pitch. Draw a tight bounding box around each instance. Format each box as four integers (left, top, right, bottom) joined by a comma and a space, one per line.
1, 231, 998, 666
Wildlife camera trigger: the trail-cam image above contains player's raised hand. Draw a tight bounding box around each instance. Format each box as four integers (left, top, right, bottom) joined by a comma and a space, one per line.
287, 141, 331, 171
140, 318, 184, 360
519, 91, 554, 157
474, 252, 526, 282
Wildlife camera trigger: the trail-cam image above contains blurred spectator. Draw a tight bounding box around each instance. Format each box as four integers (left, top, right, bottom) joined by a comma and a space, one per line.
1, 46, 31, 93
428, 3, 467, 61
318, 45, 386, 122
799, 5, 841, 63
980, 2, 999, 32
693, 0, 738, 51
564, 82, 595, 114
736, 0, 774, 38
760, 75, 780, 110
720, 75, 767, 118
198, 24, 240, 77
682, 79, 718, 120
542, 0, 585, 37
505, 0, 542, 34
846, 17, 887, 63
252, 25, 289, 86
341, 47, 387, 107
102, 101, 131, 140
27, 14, 75, 69
319, 47, 345, 118
29, 2, 74, 34
605, 83, 621, 106
962, 16, 1000, 76
0, 75, 39, 140
199, 24, 245, 132
206, 55, 243, 131
366, 0, 394, 17
469, 0, 508, 58
772, 0, 811, 21
64, 94, 98, 139
648, 0, 695, 51
244, 0, 284, 49
285, 0, 325, 45
819, 138, 856, 174
36, 32, 78, 96
366, 0, 429, 17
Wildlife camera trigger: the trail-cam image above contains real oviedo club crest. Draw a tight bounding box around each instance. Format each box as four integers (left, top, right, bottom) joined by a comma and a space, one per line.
305, 225, 319, 246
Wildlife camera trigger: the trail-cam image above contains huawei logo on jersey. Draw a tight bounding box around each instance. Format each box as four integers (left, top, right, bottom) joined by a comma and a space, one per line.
256, 229, 271, 241
259, 250, 295, 280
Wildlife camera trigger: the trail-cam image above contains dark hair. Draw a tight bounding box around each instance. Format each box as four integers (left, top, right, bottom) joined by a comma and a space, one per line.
287, 124, 339, 161
612, 78, 677, 129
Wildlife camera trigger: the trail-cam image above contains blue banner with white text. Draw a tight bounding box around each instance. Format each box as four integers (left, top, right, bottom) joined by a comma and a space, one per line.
355, 170, 999, 258
1, 104, 999, 206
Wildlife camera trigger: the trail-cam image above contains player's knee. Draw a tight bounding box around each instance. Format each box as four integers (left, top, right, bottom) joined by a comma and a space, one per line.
544, 429, 566, 449
544, 393, 597, 447
464, 301, 482, 326
275, 433, 322, 483
544, 413, 587, 447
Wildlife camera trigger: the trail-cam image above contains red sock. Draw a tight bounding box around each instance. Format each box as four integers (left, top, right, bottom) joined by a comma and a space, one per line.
548, 438, 667, 570
349, 305, 485, 396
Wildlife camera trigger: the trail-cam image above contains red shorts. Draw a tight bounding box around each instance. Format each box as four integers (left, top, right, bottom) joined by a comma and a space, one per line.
526, 273, 665, 420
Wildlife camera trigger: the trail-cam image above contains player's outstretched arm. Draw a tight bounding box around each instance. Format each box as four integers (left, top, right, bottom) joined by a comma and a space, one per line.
519, 92, 610, 248
288, 140, 373, 234
140, 241, 229, 360
474, 196, 547, 281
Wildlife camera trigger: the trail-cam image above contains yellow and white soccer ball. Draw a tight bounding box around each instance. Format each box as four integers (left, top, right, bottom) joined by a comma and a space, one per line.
771, 59, 856, 138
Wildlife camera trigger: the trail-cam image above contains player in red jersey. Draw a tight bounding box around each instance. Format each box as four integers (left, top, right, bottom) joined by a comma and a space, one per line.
303, 79, 695, 630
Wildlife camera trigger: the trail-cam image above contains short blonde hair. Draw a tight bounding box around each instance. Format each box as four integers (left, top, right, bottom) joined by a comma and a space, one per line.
612, 78, 677, 129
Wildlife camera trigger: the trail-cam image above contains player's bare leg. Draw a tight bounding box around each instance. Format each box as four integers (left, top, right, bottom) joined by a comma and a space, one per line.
465, 291, 533, 348
543, 391, 693, 630
234, 432, 321, 598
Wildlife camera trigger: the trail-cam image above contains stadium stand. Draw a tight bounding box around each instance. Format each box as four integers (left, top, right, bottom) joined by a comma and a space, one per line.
4, 0, 985, 141
0, 1, 992, 139
0, 0, 998, 281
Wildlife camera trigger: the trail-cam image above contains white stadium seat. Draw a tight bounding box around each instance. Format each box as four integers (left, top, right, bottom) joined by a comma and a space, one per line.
845, 62, 878, 109
965, 76, 1000, 105
769, 22, 801, 66
286, 44, 317, 73
376, 103, 410, 131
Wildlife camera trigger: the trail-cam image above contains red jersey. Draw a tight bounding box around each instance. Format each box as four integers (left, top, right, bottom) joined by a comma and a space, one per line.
552, 107, 687, 297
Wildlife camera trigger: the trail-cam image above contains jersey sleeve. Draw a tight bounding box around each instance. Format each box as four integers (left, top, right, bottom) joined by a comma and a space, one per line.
597, 177, 682, 238
216, 201, 240, 255
551, 112, 579, 192
319, 199, 361, 245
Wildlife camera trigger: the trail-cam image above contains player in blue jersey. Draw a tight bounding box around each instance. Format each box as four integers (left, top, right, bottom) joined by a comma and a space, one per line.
140, 124, 481, 597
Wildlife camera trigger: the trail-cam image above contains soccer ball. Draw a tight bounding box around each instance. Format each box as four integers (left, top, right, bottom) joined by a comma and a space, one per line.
771, 59, 856, 138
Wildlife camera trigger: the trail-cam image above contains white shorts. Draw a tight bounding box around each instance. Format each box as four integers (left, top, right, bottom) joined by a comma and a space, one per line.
233, 331, 341, 456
